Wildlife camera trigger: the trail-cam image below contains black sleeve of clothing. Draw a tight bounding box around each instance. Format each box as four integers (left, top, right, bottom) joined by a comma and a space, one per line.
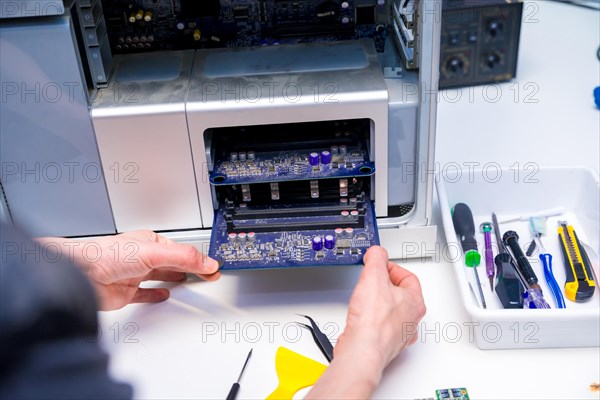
0, 222, 132, 399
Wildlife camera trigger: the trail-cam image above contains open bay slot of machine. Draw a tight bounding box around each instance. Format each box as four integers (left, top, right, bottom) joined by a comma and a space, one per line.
206, 119, 380, 270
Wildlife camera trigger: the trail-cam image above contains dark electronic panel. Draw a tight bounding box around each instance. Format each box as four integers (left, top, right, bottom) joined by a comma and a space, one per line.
101, 0, 389, 53
439, 0, 523, 89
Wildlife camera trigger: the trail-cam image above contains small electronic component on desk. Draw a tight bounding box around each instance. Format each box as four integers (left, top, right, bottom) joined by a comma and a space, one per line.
435, 387, 470, 400
414, 387, 470, 400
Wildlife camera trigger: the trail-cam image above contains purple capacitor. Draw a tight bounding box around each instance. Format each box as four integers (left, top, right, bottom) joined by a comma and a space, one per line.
320, 150, 331, 164
312, 236, 323, 251
324, 235, 335, 249
309, 152, 320, 166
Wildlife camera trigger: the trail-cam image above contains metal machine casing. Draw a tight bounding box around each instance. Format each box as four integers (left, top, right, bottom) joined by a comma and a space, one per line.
0, 0, 441, 259
186, 40, 389, 224
92, 50, 203, 232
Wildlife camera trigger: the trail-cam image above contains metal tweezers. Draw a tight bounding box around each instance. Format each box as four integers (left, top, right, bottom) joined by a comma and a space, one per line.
295, 314, 334, 362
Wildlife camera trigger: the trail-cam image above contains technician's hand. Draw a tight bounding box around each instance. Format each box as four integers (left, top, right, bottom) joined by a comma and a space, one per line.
38, 231, 221, 311
337, 245, 426, 365
307, 246, 426, 399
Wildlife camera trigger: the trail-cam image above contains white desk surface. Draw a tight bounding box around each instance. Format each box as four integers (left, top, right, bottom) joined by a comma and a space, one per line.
99, 1, 600, 399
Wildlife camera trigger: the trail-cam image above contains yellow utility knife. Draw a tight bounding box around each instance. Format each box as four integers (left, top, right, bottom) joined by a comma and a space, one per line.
557, 222, 596, 302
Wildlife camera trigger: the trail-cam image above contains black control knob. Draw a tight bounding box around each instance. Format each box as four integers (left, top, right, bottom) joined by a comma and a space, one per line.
446, 57, 464, 74
485, 53, 501, 69
487, 19, 503, 38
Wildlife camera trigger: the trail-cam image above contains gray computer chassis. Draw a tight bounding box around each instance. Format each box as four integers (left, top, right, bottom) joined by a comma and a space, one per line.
0, 0, 441, 262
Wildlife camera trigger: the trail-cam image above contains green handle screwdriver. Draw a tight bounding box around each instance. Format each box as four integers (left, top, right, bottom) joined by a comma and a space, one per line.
452, 203, 486, 308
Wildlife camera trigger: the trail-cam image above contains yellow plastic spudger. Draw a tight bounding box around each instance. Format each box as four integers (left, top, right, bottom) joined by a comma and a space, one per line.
266, 347, 327, 400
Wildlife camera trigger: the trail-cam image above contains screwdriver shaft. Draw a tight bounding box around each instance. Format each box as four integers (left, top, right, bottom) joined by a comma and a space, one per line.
452, 203, 486, 309
471, 260, 487, 309
226, 349, 253, 400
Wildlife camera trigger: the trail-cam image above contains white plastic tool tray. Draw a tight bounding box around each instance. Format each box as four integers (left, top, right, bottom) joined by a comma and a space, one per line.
437, 166, 599, 349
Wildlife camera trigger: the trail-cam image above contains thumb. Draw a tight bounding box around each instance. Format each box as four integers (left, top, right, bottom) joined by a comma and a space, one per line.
360, 246, 390, 286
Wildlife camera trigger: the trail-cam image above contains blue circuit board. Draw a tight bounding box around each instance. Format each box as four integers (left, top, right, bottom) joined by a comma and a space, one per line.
209, 198, 380, 270
209, 147, 375, 185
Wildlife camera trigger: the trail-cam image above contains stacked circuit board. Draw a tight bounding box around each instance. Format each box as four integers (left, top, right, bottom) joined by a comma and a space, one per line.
209, 138, 375, 185
210, 193, 379, 269
207, 119, 379, 269
101, 0, 389, 54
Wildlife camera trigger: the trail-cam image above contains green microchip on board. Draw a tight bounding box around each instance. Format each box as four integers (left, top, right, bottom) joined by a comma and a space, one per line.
435, 387, 469, 400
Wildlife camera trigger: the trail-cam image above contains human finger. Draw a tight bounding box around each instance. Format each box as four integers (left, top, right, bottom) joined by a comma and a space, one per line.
130, 287, 170, 304
143, 269, 187, 282
388, 262, 426, 321
387, 262, 423, 293
140, 241, 220, 275
195, 271, 222, 281
116, 230, 161, 243
360, 246, 390, 285
363, 246, 389, 266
